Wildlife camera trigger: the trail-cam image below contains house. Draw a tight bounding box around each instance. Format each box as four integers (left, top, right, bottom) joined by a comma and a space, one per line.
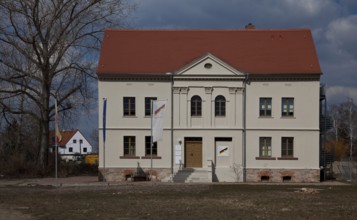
50, 129, 93, 161
97, 26, 322, 182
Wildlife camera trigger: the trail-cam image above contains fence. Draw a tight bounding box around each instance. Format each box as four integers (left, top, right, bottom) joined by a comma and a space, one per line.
332, 158, 357, 182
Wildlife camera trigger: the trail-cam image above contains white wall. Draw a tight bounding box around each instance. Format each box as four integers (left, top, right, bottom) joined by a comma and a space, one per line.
59, 131, 92, 155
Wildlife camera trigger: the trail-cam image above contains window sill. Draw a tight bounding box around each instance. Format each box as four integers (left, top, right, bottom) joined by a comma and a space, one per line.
256, 157, 276, 160
123, 116, 137, 118
215, 116, 226, 118
141, 156, 162, 159
119, 156, 140, 159
191, 116, 202, 118
258, 116, 273, 119
277, 157, 298, 160
281, 116, 295, 119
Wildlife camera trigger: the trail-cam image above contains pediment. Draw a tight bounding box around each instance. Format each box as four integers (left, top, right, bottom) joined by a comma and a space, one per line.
175, 53, 244, 76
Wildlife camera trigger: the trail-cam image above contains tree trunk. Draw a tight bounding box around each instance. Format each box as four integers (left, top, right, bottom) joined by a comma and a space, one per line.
38, 85, 50, 174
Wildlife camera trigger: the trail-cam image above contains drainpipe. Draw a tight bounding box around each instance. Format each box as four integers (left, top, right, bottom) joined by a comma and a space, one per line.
166, 72, 174, 177
243, 73, 249, 182
171, 73, 174, 177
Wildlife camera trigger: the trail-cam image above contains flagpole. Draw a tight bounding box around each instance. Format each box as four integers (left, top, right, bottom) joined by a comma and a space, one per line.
55, 139, 58, 180
54, 98, 61, 183
150, 99, 153, 180
103, 98, 107, 182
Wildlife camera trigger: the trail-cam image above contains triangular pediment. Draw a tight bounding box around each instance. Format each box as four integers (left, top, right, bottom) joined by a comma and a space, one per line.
175, 53, 244, 76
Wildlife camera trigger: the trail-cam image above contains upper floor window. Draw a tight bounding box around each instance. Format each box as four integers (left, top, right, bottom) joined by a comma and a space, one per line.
281, 137, 294, 157
69, 147, 73, 153
215, 95, 226, 116
123, 97, 135, 116
282, 97, 294, 117
260, 137, 272, 157
73, 139, 77, 144
145, 136, 157, 156
145, 97, 157, 116
191, 95, 202, 116
83, 147, 87, 153
123, 136, 136, 156
260, 97, 272, 117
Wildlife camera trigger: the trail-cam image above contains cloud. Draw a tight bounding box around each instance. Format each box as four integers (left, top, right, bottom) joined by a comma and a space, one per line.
325, 14, 357, 57
131, 0, 341, 29
326, 86, 357, 103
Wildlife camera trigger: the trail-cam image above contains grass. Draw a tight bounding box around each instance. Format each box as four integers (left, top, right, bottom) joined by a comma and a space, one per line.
0, 183, 356, 219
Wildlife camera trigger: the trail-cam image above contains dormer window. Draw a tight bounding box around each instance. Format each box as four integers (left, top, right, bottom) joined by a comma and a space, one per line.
204, 63, 212, 69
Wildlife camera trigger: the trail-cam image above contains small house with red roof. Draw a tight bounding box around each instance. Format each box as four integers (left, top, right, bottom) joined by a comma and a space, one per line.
50, 129, 93, 161
97, 25, 322, 183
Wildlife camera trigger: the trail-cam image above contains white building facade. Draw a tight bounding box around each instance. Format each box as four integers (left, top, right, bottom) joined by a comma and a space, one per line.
51, 129, 93, 161
97, 28, 322, 182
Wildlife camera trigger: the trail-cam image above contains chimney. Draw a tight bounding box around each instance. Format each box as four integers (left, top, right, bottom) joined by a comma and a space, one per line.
245, 23, 255, 29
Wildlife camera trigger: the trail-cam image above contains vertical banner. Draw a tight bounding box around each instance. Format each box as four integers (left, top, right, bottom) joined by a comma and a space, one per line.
54, 99, 62, 143
152, 100, 167, 142
103, 98, 107, 144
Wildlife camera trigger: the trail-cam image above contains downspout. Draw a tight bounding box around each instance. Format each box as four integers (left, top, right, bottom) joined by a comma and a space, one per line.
170, 73, 174, 177
243, 73, 249, 182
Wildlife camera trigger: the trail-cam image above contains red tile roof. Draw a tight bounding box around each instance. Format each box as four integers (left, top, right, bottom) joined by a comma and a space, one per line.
97, 29, 322, 75
49, 129, 78, 147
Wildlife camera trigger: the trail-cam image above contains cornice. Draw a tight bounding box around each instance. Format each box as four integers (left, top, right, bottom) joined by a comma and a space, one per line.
98, 73, 321, 82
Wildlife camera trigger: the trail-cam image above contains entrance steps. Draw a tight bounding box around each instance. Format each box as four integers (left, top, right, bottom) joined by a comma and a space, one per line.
172, 168, 211, 183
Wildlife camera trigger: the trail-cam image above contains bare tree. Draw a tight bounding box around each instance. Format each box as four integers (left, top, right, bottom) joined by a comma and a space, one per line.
0, 0, 133, 173
327, 98, 357, 158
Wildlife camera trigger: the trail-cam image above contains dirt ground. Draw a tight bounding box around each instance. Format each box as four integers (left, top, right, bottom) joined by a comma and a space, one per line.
0, 178, 356, 220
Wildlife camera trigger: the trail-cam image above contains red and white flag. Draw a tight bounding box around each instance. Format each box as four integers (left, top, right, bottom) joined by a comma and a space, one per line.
55, 99, 62, 143
152, 100, 167, 142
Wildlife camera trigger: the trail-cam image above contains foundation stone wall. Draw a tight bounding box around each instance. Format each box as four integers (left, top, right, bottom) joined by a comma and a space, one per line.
246, 169, 320, 183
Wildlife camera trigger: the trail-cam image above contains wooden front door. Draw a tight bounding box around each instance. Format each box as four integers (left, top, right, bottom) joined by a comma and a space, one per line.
185, 138, 202, 168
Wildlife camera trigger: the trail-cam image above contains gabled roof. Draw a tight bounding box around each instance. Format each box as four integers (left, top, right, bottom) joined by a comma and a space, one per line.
49, 129, 78, 147
97, 29, 322, 76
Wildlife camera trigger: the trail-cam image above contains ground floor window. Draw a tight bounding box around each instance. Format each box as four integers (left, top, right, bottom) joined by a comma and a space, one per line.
145, 136, 157, 156
260, 137, 272, 157
124, 136, 136, 156
281, 137, 294, 157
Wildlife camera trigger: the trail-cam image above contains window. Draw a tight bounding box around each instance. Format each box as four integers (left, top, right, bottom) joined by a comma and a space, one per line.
79, 139, 83, 144
123, 97, 135, 116
215, 95, 226, 116
191, 95, 202, 116
83, 147, 87, 153
145, 136, 157, 156
260, 98, 272, 117
259, 137, 272, 157
73, 139, 77, 144
124, 136, 136, 156
69, 147, 73, 153
145, 97, 157, 116
281, 137, 294, 157
282, 98, 294, 117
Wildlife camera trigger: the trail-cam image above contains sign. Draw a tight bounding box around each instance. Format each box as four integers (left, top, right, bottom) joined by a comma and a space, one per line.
217, 146, 229, 157
175, 144, 182, 164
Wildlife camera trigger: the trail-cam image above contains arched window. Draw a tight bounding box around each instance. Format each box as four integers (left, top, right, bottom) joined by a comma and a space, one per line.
215, 95, 226, 116
191, 95, 202, 116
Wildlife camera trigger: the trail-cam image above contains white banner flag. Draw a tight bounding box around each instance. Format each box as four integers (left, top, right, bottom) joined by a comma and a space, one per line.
152, 100, 167, 142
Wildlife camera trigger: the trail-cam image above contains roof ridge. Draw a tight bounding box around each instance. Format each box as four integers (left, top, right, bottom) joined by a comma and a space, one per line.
104, 28, 311, 32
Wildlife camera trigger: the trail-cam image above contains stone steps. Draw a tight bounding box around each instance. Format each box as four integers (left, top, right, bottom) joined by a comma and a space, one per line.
172, 168, 211, 183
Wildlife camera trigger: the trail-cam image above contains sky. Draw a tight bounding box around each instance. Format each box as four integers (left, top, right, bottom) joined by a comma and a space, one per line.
129, 0, 357, 104
79, 0, 357, 145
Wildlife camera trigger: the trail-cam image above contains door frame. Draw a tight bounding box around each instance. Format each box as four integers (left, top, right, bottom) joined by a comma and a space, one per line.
184, 137, 203, 168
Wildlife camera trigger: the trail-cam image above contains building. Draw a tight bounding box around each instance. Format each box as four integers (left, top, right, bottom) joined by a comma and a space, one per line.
50, 129, 93, 161
97, 27, 322, 182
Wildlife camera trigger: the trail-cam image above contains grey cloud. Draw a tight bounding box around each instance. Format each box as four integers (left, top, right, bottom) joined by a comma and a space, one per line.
129, 0, 357, 104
